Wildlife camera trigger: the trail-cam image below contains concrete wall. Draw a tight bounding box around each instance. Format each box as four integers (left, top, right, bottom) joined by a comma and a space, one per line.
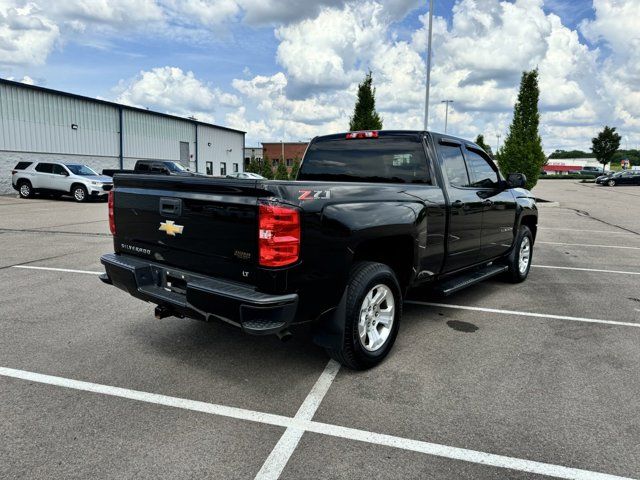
0, 151, 119, 195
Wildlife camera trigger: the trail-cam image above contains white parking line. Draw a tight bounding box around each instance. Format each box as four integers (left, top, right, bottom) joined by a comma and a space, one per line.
539, 227, 635, 235
537, 241, 640, 250
406, 301, 640, 328
255, 360, 340, 480
11, 265, 102, 275
0, 366, 631, 480
533, 265, 640, 276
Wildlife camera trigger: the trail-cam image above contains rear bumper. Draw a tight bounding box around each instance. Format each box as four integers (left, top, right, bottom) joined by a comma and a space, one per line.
100, 253, 298, 335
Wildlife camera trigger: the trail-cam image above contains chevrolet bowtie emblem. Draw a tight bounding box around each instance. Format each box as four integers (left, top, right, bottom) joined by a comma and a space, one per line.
159, 220, 184, 236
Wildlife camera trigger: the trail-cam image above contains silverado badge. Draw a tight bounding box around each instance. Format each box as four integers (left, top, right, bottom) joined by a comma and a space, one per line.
159, 220, 184, 236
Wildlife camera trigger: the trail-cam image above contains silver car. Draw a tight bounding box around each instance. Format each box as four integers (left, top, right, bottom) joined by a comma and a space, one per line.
11, 161, 113, 202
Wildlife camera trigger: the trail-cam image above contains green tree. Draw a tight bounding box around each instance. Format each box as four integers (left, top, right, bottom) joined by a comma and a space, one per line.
290, 157, 301, 179
349, 71, 383, 131
260, 153, 273, 179
247, 155, 260, 174
591, 126, 622, 174
274, 161, 289, 180
497, 69, 546, 190
474, 134, 493, 157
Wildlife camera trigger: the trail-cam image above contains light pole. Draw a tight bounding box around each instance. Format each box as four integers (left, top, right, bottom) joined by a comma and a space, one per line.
441, 100, 453, 133
496, 133, 501, 154
424, 0, 434, 130
280, 84, 286, 166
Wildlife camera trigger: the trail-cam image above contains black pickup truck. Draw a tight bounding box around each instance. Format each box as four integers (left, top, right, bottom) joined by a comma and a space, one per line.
100, 130, 537, 369
102, 160, 200, 177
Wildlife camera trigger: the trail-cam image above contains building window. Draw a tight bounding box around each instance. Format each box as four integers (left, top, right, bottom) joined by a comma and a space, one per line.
206, 162, 213, 176
286, 158, 293, 167
233, 163, 239, 173
220, 162, 227, 176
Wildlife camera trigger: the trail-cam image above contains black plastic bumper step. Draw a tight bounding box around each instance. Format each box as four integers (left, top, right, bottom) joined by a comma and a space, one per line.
435, 264, 508, 296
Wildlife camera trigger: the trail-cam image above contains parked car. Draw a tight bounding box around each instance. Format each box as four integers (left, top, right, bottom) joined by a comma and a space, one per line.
226, 172, 265, 180
597, 170, 640, 186
100, 130, 537, 369
12, 161, 113, 202
102, 160, 201, 177
578, 166, 606, 177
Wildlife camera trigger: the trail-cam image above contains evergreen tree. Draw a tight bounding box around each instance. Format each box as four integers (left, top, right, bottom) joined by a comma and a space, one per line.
260, 153, 273, 179
247, 155, 260, 174
274, 161, 289, 180
290, 158, 301, 179
474, 134, 493, 157
591, 126, 621, 174
497, 69, 546, 190
349, 71, 383, 131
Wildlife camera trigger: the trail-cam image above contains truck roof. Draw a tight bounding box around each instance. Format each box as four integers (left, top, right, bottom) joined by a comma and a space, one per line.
311, 130, 470, 145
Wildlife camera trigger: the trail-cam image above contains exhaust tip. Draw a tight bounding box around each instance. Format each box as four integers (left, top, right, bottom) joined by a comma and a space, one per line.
154, 305, 173, 320
277, 330, 293, 342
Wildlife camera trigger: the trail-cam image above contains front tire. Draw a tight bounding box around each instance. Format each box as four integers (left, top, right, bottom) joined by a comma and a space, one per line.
503, 225, 533, 283
325, 262, 402, 370
18, 181, 34, 199
72, 185, 88, 202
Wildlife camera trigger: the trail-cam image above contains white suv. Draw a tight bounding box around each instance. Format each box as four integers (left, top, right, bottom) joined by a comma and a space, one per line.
12, 161, 113, 202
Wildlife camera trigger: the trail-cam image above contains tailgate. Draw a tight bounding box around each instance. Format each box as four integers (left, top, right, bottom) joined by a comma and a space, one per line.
112, 174, 263, 284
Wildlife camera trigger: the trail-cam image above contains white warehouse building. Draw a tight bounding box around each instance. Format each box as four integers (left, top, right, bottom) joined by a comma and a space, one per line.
0, 78, 245, 195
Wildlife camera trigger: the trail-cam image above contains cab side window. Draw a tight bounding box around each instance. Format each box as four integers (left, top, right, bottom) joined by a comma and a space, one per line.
439, 144, 470, 187
136, 163, 149, 171
464, 148, 498, 188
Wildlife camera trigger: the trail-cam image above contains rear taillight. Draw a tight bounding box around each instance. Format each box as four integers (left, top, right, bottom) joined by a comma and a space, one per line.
346, 130, 379, 139
108, 190, 116, 235
258, 203, 300, 267
11, 170, 17, 175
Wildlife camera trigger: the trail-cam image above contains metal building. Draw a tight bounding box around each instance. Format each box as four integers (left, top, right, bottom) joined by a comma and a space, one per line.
0, 78, 245, 194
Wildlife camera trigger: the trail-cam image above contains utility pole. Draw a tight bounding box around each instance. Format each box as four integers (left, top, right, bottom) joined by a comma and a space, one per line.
496, 133, 501, 153
441, 100, 453, 133
281, 84, 286, 166
424, 0, 434, 131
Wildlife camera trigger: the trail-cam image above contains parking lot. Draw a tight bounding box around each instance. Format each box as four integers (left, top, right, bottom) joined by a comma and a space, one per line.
1, 179, 639, 480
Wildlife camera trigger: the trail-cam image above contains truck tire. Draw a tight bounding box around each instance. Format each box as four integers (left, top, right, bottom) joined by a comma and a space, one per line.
503, 225, 533, 283
72, 184, 88, 202
326, 261, 402, 370
18, 180, 34, 199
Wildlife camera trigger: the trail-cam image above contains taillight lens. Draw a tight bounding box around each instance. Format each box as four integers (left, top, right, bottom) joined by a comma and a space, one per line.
108, 190, 116, 235
258, 203, 300, 267
346, 130, 379, 139
11, 170, 17, 175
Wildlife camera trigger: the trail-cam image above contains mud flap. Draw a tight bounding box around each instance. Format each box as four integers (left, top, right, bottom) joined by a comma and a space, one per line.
311, 287, 348, 351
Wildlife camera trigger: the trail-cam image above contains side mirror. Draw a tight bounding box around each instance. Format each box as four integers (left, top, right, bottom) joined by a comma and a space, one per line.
506, 173, 526, 188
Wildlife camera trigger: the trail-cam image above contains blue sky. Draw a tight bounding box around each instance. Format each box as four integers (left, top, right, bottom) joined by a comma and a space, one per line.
1, 0, 638, 151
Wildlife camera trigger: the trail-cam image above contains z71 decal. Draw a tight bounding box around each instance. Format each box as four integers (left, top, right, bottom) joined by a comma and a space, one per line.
298, 189, 331, 201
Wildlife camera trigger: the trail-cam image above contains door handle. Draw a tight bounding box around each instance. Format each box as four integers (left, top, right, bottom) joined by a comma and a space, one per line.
482, 199, 493, 207
451, 200, 464, 208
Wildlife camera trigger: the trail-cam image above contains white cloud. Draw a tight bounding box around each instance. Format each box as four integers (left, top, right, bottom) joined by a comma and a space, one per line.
0, 1, 60, 66
114, 66, 240, 122
7, 74, 36, 84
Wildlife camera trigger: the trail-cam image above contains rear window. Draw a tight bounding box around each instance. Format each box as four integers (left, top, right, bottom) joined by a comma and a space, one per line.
14, 162, 32, 170
298, 137, 430, 184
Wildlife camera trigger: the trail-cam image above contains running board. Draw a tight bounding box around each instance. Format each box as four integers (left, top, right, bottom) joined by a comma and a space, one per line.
435, 264, 508, 296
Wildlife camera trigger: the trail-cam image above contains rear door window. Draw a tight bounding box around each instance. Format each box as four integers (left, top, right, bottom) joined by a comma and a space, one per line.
299, 137, 430, 184
439, 145, 470, 187
35, 163, 54, 174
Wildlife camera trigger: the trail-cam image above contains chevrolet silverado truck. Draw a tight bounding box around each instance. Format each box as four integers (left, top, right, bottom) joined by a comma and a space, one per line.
100, 130, 537, 369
